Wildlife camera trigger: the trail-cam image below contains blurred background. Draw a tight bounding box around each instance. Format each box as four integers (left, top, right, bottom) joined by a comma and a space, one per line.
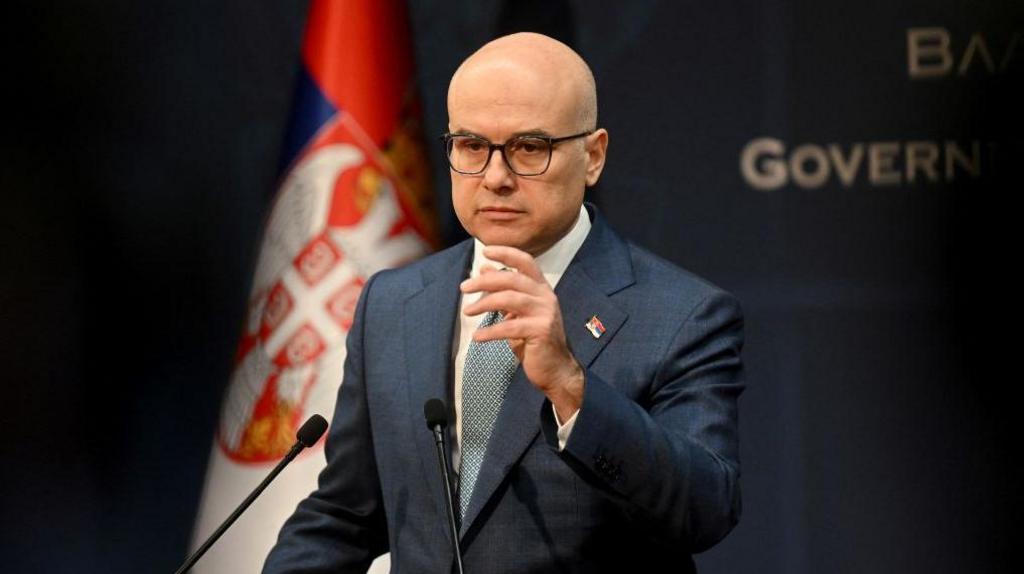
2, 0, 1021, 572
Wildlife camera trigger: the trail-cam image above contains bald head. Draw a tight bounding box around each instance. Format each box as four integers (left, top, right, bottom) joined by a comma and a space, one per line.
445, 33, 609, 255
448, 32, 598, 132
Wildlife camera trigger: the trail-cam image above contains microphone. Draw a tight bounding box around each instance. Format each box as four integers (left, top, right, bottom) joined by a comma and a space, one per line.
424, 398, 449, 432
174, 414, 329, 574
423, 399, 464, 574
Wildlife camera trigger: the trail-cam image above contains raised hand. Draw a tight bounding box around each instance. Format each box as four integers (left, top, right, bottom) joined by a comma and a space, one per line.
461, 245, 584, 421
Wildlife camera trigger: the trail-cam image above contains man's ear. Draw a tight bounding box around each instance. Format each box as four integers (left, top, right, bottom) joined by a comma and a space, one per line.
584, 129, 608, 186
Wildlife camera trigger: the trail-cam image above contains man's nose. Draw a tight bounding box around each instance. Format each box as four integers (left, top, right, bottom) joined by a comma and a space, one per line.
482, 147, 515, 191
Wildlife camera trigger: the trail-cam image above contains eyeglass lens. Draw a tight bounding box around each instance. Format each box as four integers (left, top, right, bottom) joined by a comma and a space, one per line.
447, 136, 551, 176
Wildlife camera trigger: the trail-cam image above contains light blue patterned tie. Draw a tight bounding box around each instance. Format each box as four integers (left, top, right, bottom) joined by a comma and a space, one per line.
459, 310, 517, 520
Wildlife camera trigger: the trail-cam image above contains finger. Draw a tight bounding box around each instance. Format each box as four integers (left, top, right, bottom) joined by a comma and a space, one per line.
461, 268, 544, 296
507, 339, 525, 362
481, 245, 545, 282
464, 290, 539, 318
472, 316, 546, 343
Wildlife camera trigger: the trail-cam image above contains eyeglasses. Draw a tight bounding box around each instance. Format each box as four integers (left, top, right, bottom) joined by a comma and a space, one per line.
441, 131, 592, 176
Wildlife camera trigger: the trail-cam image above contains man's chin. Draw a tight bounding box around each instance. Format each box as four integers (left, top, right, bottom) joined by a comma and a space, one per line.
476, 233, 557, 257
475, 228, 531, 250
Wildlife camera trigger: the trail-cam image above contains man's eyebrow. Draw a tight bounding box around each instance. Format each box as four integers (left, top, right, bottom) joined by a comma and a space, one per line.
511, 129, 553, 138
447, 129, 554, 140
449, 129, 484, 138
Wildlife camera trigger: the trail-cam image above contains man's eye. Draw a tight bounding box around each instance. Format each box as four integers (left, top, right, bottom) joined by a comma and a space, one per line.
514, 140, 545, 154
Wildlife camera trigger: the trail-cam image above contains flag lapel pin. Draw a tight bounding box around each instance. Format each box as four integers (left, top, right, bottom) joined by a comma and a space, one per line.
585, 315, 606, 339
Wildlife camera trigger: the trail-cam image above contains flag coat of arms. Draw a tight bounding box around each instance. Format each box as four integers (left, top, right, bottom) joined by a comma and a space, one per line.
190, 1, 434, 572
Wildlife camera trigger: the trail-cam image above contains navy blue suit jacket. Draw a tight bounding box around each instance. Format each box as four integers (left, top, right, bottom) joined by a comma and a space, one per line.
263, 205, 745, 573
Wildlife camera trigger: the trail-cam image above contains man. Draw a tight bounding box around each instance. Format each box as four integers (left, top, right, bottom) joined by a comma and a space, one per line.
264, 32, 744, 573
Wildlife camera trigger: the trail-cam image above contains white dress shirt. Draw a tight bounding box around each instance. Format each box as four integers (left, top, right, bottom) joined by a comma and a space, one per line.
451, 205, 592, 472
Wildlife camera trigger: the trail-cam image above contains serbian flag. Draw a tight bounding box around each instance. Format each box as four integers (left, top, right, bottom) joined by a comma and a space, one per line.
189, 0, 435, 572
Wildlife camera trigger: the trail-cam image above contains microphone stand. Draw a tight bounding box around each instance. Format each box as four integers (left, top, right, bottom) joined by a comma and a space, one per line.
174, 415, 327, 574
429, 422, 464, 574
424, 399, 464, 574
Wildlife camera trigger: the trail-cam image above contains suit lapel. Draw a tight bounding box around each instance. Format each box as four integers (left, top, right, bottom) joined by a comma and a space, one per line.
404, 241, 472, 546
553, 263, 629, 369
459, 206, 634, 539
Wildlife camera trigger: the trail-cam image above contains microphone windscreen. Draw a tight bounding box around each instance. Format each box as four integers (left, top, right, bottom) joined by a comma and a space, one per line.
296, 414, 329, 447
423, 398, 449, 430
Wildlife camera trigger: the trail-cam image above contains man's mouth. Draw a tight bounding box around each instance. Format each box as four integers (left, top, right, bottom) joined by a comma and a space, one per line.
478, 206, 525, 220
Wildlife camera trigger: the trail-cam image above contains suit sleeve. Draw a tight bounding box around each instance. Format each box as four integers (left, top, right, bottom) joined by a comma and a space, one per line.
262, 274, 388, 574
541, 289, 745, 553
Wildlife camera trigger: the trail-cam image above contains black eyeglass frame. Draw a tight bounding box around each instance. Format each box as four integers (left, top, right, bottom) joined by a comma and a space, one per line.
440, 130, 593, 176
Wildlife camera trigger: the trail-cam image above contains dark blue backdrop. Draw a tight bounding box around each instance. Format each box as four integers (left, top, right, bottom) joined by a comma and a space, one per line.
2, 0, 1020, 572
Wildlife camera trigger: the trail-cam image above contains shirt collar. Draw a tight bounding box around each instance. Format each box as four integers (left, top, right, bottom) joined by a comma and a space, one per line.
470, 204, 592, 289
